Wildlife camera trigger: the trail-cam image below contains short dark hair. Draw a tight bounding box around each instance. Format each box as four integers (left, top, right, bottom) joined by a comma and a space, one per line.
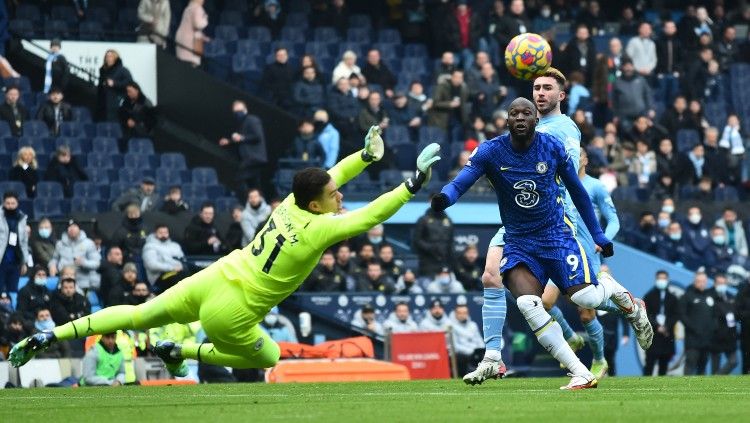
3, 191, 18, 201
293, 167, 331, 211
379, 243, 393, 252
154, 223, 169, 231
60, 277, 76, 285
395, 302, 409, 310
200, 202, 215, 211
656, 270, 668, 278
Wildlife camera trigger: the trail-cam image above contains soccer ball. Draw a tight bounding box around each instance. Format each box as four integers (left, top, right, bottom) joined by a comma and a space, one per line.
504, 33, 553, 81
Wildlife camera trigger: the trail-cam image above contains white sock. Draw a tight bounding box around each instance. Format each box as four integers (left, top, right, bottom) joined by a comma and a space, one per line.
537, 321, 590, 376
598, 272, 636, 315
484, 349, 502, 361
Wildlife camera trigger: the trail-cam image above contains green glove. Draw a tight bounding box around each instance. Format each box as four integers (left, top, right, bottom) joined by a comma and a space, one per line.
405, 143, 441, 194
362, 125, 384, 162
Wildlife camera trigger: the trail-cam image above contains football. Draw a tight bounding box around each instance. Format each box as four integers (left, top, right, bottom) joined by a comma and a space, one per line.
504, 33, 553, 81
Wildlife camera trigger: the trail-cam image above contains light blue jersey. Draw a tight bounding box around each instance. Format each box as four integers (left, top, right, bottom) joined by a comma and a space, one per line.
574, 175, 620, 274
536, 113, 582, 229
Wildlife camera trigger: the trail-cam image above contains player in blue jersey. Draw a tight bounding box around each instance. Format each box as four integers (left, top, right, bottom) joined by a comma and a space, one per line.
433, 98, 646, 390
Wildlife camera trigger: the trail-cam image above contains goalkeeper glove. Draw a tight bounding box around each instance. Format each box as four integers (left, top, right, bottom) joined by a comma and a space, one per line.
405, 143, 441, 194
361, 125, 384, 162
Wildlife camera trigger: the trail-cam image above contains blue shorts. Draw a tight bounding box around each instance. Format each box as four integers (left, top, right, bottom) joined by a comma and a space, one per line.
489, 226, 506, 247
500, 235, 598, 292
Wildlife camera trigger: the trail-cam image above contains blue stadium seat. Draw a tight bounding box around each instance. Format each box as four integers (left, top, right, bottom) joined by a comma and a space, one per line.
346, 28, 371, 44
3, 76, 32, 93
676, 129, 700, 153
401, 57, 427, 74
379, 170, 404, 189
235, 39, 268, 57
371, 43, 401, 60
377, 29, 401, 44
611, 186, 640, 202
386, 125, 411, 145
119, 168, 148, 185
71, 107, 92, 123
51, 5, 78, 22
87, 152, 116, 169
391, 143, 417, 171
55, 137, 85, 155
71, 197, 102, 213
16, 4, 41, 22
349, 14, 372, 30
337, 42, 364, 60
219, 11, 244, 27
281, 27, 306, 44
22, 121, 49, 138
313, 27, 340, 43
285, 12, 309, 29
34, 198, 66, 217
214, 25, 240, 42
73, 182, 101, 199
225, 0, 250, 12
246, 26, 272, 43
305, 41, 334, 59
404, 44, 428, 58
450, 142, 467, 163
156, 168, 185, 186
44, 20, 71, 39
59, 121, 87, 138
127, 138, 155, 154
203, 39, 227, 57
714, 186, 739, 202
0, 121, 10, 138
181, 183, 208, 199
18, 137, 48, 155
275, 169, 295, 193
123, 153, 154, 169
79, 21, 104, 40
0, 182, 28, 199
270, 40, 303, 58
215, 196, 241, 212
86, 168, 111, 184
36, 182, 65, 199
419, 126, 447, 145
8, 20, 35, 39
160, 153, 187, 170
96, 122, 123, 138
109, 182, 133, 200
88, 7, 113, 25
191, 167, 219, 185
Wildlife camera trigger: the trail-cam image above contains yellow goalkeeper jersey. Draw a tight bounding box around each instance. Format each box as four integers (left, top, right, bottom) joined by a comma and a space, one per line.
214, 151, 413, 323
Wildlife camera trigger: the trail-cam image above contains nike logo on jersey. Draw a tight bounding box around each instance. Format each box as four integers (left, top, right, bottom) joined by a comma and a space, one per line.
569, 273, 579, 280
501, 166, 512, 171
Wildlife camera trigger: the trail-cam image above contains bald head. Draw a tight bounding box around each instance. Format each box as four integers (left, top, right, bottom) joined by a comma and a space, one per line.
509, 97, 537, 116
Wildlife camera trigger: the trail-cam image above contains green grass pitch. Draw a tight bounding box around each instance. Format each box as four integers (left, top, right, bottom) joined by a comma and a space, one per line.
1, 376, 748, 422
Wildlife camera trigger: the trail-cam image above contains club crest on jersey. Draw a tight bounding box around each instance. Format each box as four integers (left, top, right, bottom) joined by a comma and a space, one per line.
536, 162, 548, 174
499, 257, 508, 267
254, 337, 264, 351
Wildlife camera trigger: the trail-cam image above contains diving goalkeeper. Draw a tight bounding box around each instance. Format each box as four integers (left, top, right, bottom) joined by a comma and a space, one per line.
10, 127, 441, 376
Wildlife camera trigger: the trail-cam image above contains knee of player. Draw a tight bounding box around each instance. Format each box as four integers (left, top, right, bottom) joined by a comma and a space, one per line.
516, 295, 544, 317
569, 285, 604, 309
257, 339, 281, 368
481, 269, 503, 288
578, 307, 596, 323
542, 297, 555, 311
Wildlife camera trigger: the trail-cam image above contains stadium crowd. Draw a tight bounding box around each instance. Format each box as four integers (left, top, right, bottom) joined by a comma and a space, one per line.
0, 0, 749, 380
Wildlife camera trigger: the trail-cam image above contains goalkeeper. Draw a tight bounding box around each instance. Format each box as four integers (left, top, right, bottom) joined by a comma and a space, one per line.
10, 127, 441, 376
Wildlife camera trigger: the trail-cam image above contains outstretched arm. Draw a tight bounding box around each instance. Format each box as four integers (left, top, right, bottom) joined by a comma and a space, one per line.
432, 146, 487, 211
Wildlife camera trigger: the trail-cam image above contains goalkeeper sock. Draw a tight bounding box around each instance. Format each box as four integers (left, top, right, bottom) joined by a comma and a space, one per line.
548, 305, 576, 341
53, 301, 173, 341
583, 318, 605, 361
482, 288, 506, 361
181, 341, 280, 369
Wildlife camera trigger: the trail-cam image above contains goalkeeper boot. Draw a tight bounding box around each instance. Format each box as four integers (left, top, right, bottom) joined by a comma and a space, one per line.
622, 296, 654, 350
560, 372, 598, 390
154, 340, 189, 377
463, 358, 507, 385
590, 358, 609, 380
9, 331, 57, 367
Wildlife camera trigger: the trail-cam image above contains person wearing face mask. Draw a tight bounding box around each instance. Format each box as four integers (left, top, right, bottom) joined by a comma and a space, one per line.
34, 308, 70, 359
532, 3, 555, 34
111, 204, 148, 264
260, 307, 297, 343
679, 269, 717, 375
426, 267, 466, 294
656, 211, 672, 233
353, 224, 386, 254
130, 282, 151, 305
218, 100, 267, 196
240, 189, 272, 247
419, 300, 451, 332
682, 206, 711, 260
395, 269, 423, 295
631, 212, 660, 255
0, 191, 30, 297
643, 270, 679, 376
50, 277, 90, 326
16, 265, 52, 323
710, 274, 738, 375
660, 197, 676, 218
715, 207, 748, 257
705, 226, 735, 277
142, 224, 186, 293
383, 302, 418, 333
657, 221, 696, 268
31, 218, 56, 269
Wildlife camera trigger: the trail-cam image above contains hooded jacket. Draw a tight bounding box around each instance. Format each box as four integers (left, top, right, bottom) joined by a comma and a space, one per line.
183, 215, 224, 255
241, 199, 272, 246
450, 315, 484, 355
49, 230, 101, 290
0, 208, 30, 267
142, 234, 186, 284
383, 311, 418, 333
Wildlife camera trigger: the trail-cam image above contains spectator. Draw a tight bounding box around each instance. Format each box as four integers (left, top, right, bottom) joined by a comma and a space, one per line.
0, 86, 28, 137
33, 308, 70, 358
80, 332, 126, 386
413, 201, 454, 278
466, 51, 490, 88
716, 26, 738, 71
429, 69, 470, 142
175, 0, 209, 67
683, 206, 711, 260
455, 244, 482, 291
630, 139, 656, 187
659, 96, 698, 139
706, 226, 734, 277
355, 262, 395, 294
298, 54, 324, 84
254, 0, 285, 39
466, 116, 490, 143
16, 265, 51, 323
419, 300, 451, 332
159, 186, 189, 215
0, 191, 29, 296
327, 77, 360, 155
679, 270, 716, 375
572, 109, 594, 146
737, 275, 750, 374
354, 243, 377, 274
576, 0, 603, 35
313, 109, 340, 169
110, 204, 148, 263
612, 58, 655, 129
627, 115, 667, 151
289, 119, 326, 165
704, 127, 731, 186
651, 174, 677, 201
674, 144, 707, 187
130, 281, 151, 305
118, 81, 156, 140
436, 51, 459, 84
395, 269, 423, 294
711, 274, 738, 375
43, 39, 70, 94
44, 145, 88, 198
183, 203, 225, 255
332, 50, 363, 85
643, 270, 679, 376
97, 50, 132, 121
50, 276, 90, 326
407, 81, 433, 115
0, 313, 30, 353
334, 244, 355, 276
385, 91, 421, 140
378, 244, 403, 281
630, 212, 660, 255
351, 303, 384, 336
625, 22, 657, 77
559, 24, 597, 85
358, 91, 389, 137
99, 247, 124, 304
31, 218, 55, 269
293, 66, 325, 116
350, 74, 367, 101
219, 100, 267, 194
137, 0, 171, 48
470, 62, 506, 121
49, 219, 101, 292
240, 189, 271, 247
8, 146, 39, 198
361, 49, 397, 98
605, 37, 625, 81
383, 302, 418, 333
716, 208, 748, 257
495, 0, 530, 54
655, 138, 679, 178
143, 224, 186, 292
683, 48, 713, 101
108, 262, 140, 306
451, 304, 484, 376
719, 114, 745, 184
303, 250, 347, 292
426, 267, 465, 294
224, 205, 245, 251
36, 86, 72, 136
657, 221, 695, 267
618, 7, 639, 36
566, 71, 590, 116
113, 177, 159, 212
531, 2, 554, 34
655, 20, 683, 77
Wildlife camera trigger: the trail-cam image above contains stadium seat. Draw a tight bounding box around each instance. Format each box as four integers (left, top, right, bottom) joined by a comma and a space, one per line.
51, 5, 78, 22
391, 144, 417, 171
0, 121, 10, 138
0, 182, 27, 199
34, 198, 66, 217
91, 137, 119, 154
419, 126, 448, 145
313, 27, 340, 43
235, 39, 268, 57
160, 153, 187, 170
156, 168, 185, 186
96, 122, 123, 138
377, 29, 402, 44
109, 182, 133, 200
36, 182, 65, 199
119, 168, 152, 185
44, 20, 71, 39
55, 137, 85, 155
16, 4, 41, 22
379, 170, 404, 189
401, 57, 427, 74
203, 39, 227, 57
59, 121, 88, 138
17, 137, 48, 155
79, 21, 104, 40
219, 11, 244, 27
305, 41, 334, 59
70, 197, 101, 213
215, 196, 241, 212
123, 153, 155, 169
127, 138, 155, 154
676, 129, 700, 153
22, 120, 49, 138
281, 27, 306, 44
285, 12, 309, 29
346, 28, 371, 44
88, 7, 113, 25
8, 19, 35, 39
73, 182, 101, 199
404, 44, 428, 58
86, 168, 111, 184
386, 125, 411, 145
181, 183, 208, 199
4, 76, 32, 93
371, 43, 401, 60
224, 0, 250, 12
214, 25, 240, 42
337, 42, 364, 60
87, 152, 116, 169
191, 167, 219, 185
611, 186, 639, 202
349, 14, 372, 30
246, 26, 272, 43
714, 186, 739, 202
275, 169, 295, 193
